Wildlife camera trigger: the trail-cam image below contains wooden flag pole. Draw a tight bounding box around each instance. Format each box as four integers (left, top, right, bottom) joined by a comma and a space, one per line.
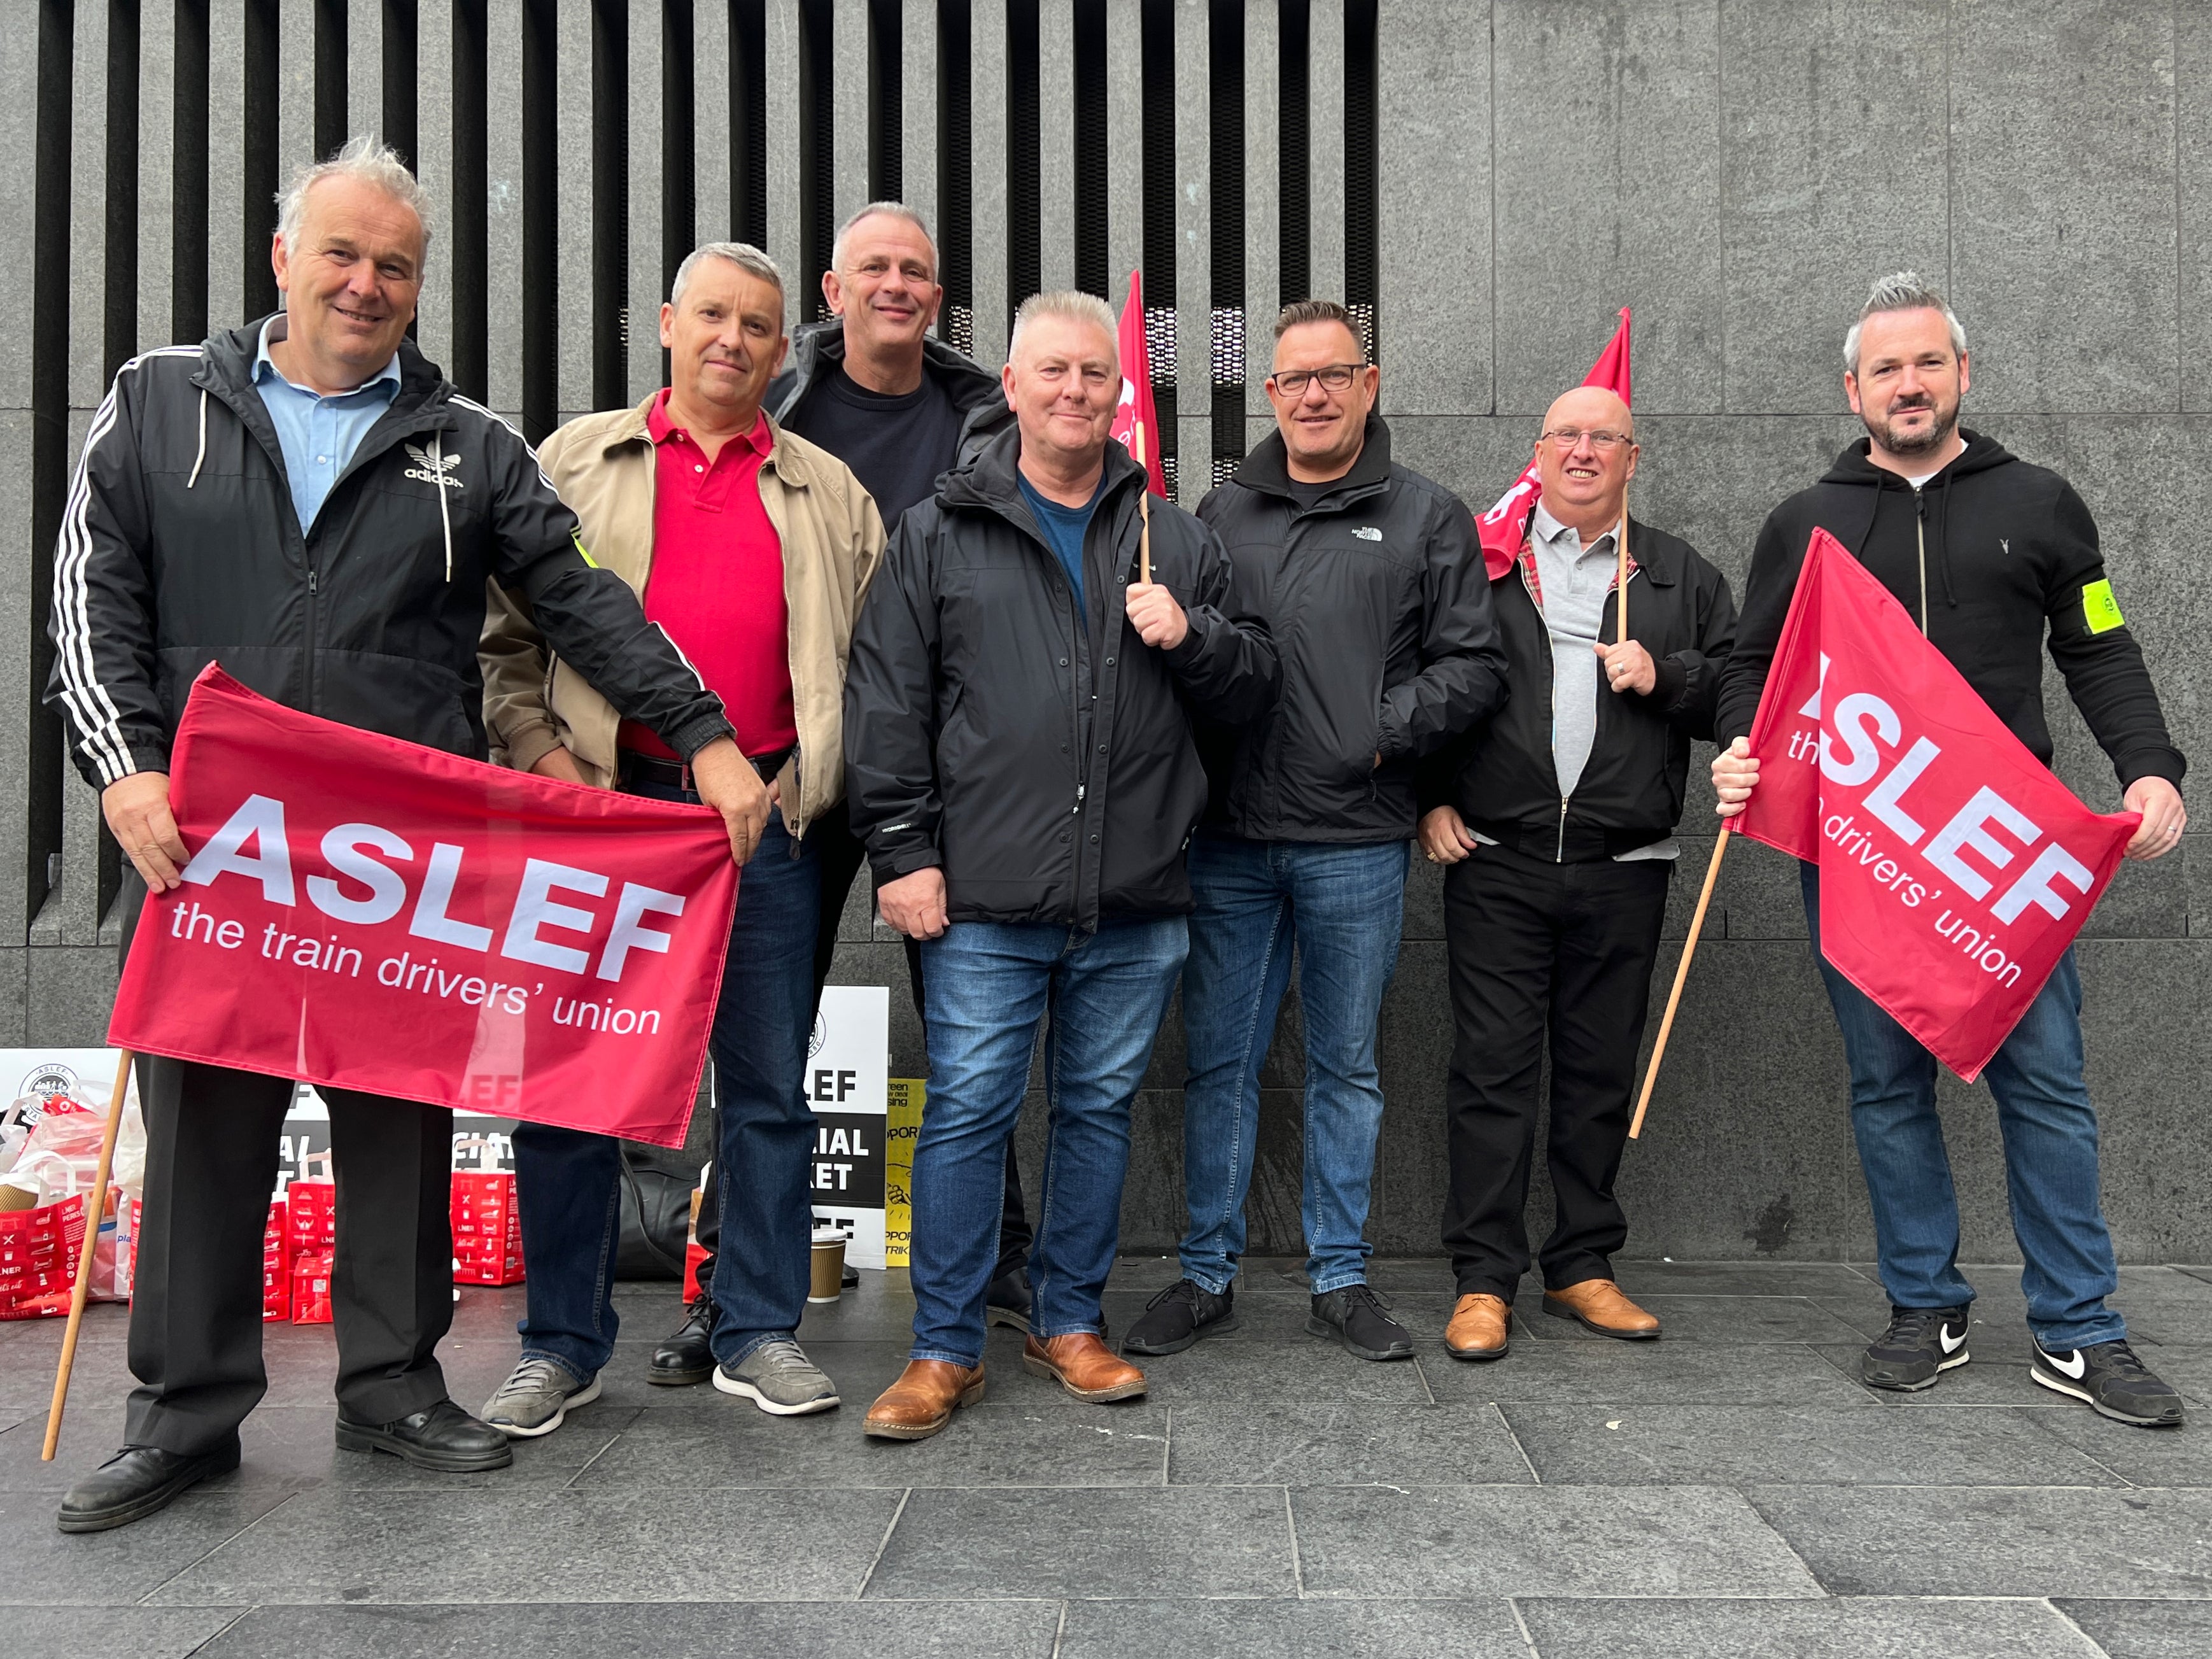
1135, 423, 1153, 585
43, 1048, 134, 1459
1628, 826, 1730, 1141
1615, 488, 1630, 646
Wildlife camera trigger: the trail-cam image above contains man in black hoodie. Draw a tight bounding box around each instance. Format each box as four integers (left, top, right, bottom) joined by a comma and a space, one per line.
1714, 273, 2188, 1426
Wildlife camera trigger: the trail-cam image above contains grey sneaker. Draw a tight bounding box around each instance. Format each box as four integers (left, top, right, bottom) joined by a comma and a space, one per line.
714, 1339, 842, 1416
481, 1357, 603, 1439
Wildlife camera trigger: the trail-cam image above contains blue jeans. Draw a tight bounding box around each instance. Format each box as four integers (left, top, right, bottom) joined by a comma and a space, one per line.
1179, 835, 1409, 1295
908, 915, 1188, 1367
1801, 864, 2124, 1350
514, 798, 822, 1379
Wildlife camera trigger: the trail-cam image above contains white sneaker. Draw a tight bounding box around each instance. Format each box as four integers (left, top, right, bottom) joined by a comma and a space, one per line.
481, 1356, 603, 1438
713, 1339, 841, 1416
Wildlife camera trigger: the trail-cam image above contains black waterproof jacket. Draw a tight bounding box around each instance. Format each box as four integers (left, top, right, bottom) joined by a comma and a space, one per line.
1418, 519, 1737, 862
1716, 430, 2184, 789
1191, 419, 1506, 842
46, 320, 731, 787
765, 317, 1013, 468
844, 430, 1279, 929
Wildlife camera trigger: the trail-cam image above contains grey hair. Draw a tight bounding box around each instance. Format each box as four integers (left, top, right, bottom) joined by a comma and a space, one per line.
1274, 299, 1365, 353
274, 134, 432, 269
1008, 290, 1118, 364
670, 241, 787, 312
831, 201, 938, 278
1844, 271, 1967, 374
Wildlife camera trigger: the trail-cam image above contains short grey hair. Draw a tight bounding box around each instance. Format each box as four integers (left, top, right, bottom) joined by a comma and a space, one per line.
275, 134, 432, 269
670, 241, 787, 313
1844, 271, 1967, 374
832, 201, 938, 278
1008, 290, 1118, 364
1273, 299, 1364, 353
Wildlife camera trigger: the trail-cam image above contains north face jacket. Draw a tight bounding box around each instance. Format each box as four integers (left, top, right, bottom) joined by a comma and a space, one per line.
844, 429, 1279, 929
1194, 417, 1507, 841
1717, 430, 2184, 789
46, 318, 730, 789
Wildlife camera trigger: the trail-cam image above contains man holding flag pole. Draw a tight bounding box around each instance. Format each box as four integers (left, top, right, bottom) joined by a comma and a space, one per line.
1712, 272, 2189, 1425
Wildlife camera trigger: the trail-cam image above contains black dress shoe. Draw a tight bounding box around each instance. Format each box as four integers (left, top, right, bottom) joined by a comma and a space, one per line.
57, 1439, 241, 1533
985, 1264, 1034, 1333
650, 1293, 717, 1386
335, 1398, 513, 1471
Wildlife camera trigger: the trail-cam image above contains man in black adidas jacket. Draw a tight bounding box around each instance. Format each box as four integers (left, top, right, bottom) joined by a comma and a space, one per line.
1714, 272, 2187, 1426
1414, 381, 1736, 1364
846, 292, 1276, 1440
46, 139, 761, 1534
1121, 300, 1506, 1366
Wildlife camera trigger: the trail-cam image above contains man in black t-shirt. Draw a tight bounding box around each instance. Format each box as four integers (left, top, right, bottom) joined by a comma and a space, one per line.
648, 203, 1022, 1385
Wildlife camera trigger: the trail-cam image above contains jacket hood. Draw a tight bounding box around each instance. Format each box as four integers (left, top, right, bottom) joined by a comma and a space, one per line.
1232, 414, 1394, 499
1818, 426, 2013, 488
200, 313, 452, 410
772, 315, 1006, 417
937, 422, 1148, 519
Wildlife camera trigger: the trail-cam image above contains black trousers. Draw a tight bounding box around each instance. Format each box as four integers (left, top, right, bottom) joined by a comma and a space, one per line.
693, 800, 1033, 1281
1441, 842, 1671, 1299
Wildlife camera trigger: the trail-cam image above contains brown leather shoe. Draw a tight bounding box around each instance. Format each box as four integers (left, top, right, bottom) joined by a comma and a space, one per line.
1444, 1292, 1511, 1360
863, 1360, 985, 1441
1542, 1278, 1661, 1340
1022, 1332, 1148, 1401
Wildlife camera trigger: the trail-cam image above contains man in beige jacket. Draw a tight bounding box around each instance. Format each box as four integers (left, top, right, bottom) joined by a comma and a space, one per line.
476, 241, 884, 1432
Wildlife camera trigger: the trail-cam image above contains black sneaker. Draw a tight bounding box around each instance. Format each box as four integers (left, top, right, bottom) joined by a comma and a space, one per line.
1122, 1278, 1237, 1355
1307, 1284, 1414, 1362
985, 1264, 1034, 1333
1861, 1304, 1972, 1391
2031, 1337, 2187, 1427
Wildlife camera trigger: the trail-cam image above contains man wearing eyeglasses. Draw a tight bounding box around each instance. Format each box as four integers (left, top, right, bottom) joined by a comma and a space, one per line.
1416, 385, 1735, 1362
1121, 300, 1505, 1364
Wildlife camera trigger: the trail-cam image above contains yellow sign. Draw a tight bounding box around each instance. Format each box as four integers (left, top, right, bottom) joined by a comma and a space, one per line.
884, 1078, 925, 1267
2083, 578, 2125, 635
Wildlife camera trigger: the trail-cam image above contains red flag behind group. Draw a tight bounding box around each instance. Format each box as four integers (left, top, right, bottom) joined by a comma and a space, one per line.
1736, 529, 2137, 1080
1477, 308, 1632, 579
107, 667, 738, 1147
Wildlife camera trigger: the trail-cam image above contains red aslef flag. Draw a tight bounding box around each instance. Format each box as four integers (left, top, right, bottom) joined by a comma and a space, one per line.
1110, 269, 1170, 497
1736, 528, 2138, 1080
1476, 309, 1632, 578
107, 666, 738, 1147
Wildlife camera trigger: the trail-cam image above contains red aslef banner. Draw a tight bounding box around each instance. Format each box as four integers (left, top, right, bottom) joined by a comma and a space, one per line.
108, 666, 738, 1147
1738, 528, 2137, 1080
1477, 307, 1632, 578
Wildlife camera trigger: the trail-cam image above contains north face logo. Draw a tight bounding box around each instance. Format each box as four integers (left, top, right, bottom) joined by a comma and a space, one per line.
403, 442, 465, 489
1353, 526, 1381, 542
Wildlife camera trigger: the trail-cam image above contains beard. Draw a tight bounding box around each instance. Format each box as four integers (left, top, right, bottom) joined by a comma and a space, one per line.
1863, 393, 1959, 457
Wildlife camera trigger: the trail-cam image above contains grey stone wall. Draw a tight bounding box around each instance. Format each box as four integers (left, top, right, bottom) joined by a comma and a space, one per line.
8, 2, 2209, 1265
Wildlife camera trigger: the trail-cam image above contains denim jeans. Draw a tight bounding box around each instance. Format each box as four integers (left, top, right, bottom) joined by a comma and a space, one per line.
1178, 835, 1409, 1295
908, 915, 1188, 1367
1801, 863, 2124, 1350
514, 797, 822, 1380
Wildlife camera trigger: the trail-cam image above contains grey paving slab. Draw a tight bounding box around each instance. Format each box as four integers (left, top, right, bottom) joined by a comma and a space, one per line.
1059, 1596, 1528, 1658
1423, 1338, 1878, 1408
1290, 1485, 1823, 1599
2031, 1408, 2212, 1489
864, 1485, 1296, 1600
1106, 1338, 1433, 1405
2052, 1598, 2212, 1659
4, 1607, 248, 1658
194, 1601, 1064, 1658
146, 1486, 906, 1604
0, 1486, 291, 1606
1166, 1402, 1534, 1488
577, 1397, 1167, 1489
1511, 1292, 1871, 1346
1518, 1594, 2104, 1658
1607, 1260, 1883, 1298
1502, 1402, 2122, 1487
1749, 1485, 2212, 1597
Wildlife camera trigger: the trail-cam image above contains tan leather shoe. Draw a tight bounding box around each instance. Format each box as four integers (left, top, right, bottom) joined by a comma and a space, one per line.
1444, 1292, 1511, 1361
1542, 1278, 1661, 1340
1022, 1332, 1148, 1401
863, 1360, 985, 1441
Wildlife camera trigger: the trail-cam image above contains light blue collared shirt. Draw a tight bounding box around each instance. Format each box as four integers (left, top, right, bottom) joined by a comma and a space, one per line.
251, 315, 403, 533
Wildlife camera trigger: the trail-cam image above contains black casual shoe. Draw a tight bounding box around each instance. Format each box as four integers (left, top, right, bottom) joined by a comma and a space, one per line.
335, 1398, 514, 1472
1860, 1304, 1973, 1392
1307, 1284, 1414, 1362
985, 1265, 1034, 1333
56, 1439, 241, 1534
650, 1293, 717, 1386
1122, 1279, 1238, 1356
2032, 1337, 2187, 1427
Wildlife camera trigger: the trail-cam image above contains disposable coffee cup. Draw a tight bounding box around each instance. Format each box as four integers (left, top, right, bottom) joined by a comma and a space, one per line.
808, 1227, 846, 1304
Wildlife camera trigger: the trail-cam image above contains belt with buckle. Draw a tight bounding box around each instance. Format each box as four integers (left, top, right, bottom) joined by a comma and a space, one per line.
617, 745, 793, 791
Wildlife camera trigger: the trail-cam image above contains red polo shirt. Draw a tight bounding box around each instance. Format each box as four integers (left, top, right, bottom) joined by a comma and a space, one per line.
617, 392, 797, 760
